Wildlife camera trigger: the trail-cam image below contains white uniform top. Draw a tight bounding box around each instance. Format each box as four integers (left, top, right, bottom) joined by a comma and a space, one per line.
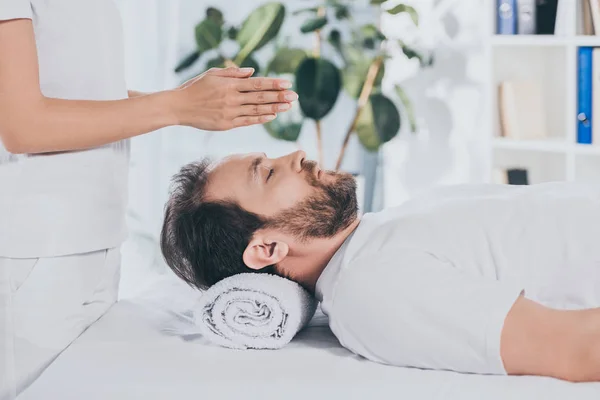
0, 0, 129, 258
315, 182, 600, 375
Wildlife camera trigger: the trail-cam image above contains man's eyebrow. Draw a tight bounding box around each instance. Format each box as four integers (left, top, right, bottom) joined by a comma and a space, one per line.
249, 156, 263, 183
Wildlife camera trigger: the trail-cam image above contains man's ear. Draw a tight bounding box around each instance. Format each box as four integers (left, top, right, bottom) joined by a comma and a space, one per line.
243, 233, 289, 270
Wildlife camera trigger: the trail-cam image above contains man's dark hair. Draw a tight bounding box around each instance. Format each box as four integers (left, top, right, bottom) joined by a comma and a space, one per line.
160, 159, 276, 290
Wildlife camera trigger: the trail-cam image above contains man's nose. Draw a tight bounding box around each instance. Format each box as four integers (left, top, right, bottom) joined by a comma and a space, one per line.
290, 150, 306, 173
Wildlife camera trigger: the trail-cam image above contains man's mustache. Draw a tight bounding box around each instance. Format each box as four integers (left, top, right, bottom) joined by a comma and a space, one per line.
301, 159, 318, 174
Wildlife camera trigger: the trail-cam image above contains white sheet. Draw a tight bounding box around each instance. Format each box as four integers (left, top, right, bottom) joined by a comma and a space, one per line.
18, 276, 600, 400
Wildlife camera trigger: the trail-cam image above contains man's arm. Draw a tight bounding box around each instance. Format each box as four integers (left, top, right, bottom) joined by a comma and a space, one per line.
501, 296, 600, 382
0, 20, 295, 154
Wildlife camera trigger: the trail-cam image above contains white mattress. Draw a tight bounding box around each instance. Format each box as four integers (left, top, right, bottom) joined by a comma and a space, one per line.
18, 276, 600, 400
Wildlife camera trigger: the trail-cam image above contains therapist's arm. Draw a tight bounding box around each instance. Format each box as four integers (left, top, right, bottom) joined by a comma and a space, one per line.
0, 19, 296, 154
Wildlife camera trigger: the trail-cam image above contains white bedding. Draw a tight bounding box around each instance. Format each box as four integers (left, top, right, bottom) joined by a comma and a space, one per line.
18, 276, 600, 400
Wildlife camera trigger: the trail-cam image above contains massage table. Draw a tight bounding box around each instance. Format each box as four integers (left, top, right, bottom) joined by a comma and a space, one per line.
18, 276, 600, 400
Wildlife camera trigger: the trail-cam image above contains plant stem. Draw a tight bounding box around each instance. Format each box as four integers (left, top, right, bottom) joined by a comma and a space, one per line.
314, 6, 326, 57
224, 59, 237, 68
315, 120, 324, 166
335, 56, 383, 171
313, 5, 326, 165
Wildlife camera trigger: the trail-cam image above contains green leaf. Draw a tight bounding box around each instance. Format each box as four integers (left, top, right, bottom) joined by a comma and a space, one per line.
360, 24, 386, 50
206, 7, 224, 26
292, 7, 319, 15
370, 0, 388, 4
343, 57, 385, 99
328, 29, 346, 62
427, 53, 435, 66
265, 120, 304, 142
362, 38, 375, 49
356, 94, 401, 151
300, 16, 328, 33
398, 40, 427, 65
295, 57, 341, 120
345, 46, 364, 65
264, 101, 304, 141
227, 26, 238, 40
234, 2, 286, 65
175, 50, 201, 73
395, 85, 417, 133
360, 24, 386, 41
195, 19, 222, 53
386, 4, 419, 25
334, 5, 350, 20
266, 48, 307, 75
205, 56, 225, 70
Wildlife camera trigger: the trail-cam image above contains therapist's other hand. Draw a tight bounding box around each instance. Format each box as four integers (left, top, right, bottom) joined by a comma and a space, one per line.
171, 66, 298, 131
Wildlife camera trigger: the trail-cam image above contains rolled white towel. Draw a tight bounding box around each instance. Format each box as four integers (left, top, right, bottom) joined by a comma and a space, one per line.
164, 273, 318, 350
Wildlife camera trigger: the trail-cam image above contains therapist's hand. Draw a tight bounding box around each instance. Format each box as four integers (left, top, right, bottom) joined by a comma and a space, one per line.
171, 66, 298, 131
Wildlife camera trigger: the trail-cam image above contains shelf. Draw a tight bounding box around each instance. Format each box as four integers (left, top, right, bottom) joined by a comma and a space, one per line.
493, 149, 566, 184
575, 154, 600, 182
484, 2, 598, 184
572, 36, 600, 47
490, 35, 567, 47
490, 35, 600, 48
492, 139, 600, 156
492, 138, 568, 153
574, 143, 600, 155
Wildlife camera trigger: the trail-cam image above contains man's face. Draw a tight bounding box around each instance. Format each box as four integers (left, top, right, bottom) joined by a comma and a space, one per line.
206, 151, 358, 239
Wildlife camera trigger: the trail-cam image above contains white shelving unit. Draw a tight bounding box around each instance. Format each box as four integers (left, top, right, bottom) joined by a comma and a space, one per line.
483, 1, 600, 184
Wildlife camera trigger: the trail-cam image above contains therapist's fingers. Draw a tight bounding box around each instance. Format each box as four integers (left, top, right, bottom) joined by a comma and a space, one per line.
236, 77, 293, 92
207, 66, 255, 78
180, 67, 255, 90
238, 90, 298, 105
238, 103, 291, 116
232, 114, 276, 128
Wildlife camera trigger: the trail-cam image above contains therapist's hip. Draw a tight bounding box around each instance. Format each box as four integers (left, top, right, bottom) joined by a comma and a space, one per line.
0, 247, 120, 399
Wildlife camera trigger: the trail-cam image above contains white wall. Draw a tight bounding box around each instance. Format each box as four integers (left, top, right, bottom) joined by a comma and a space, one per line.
380, 0, 487, 206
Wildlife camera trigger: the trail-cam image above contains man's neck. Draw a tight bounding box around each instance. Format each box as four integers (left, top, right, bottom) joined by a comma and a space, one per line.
280, 218, 361, 292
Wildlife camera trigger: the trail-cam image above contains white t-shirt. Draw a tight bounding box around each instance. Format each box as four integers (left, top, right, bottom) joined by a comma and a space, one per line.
0, 0, 129, 258
315, 182, 600, 375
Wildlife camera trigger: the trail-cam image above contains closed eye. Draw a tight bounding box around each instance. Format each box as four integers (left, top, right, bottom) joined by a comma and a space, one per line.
266, 168, 274, 182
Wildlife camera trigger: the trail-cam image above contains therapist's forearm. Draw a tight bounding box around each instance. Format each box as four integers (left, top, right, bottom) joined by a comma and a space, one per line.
8, 91, 177, 154
1, 19, 296, 154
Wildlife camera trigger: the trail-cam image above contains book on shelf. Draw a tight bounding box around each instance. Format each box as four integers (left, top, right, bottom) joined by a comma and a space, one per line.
581, 0, 595, 35
554, 0, 570, 35
493, 168, 529, 185
535, 0, 559, 34
498, 80, 548, 140
496, 0, 560, 35
580, 0, 600, 35
578, 47, 593, 145
518, 0, 536, 34
593, 48, 600, 145
591, 0, 600, 35
497, 0, 517, 34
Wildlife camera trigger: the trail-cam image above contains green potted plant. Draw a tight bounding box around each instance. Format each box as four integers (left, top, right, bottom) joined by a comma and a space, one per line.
174, 3, 286, 76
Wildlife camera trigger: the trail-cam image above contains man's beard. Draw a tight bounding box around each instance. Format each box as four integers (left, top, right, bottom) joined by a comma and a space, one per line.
265, 161, 358, 240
